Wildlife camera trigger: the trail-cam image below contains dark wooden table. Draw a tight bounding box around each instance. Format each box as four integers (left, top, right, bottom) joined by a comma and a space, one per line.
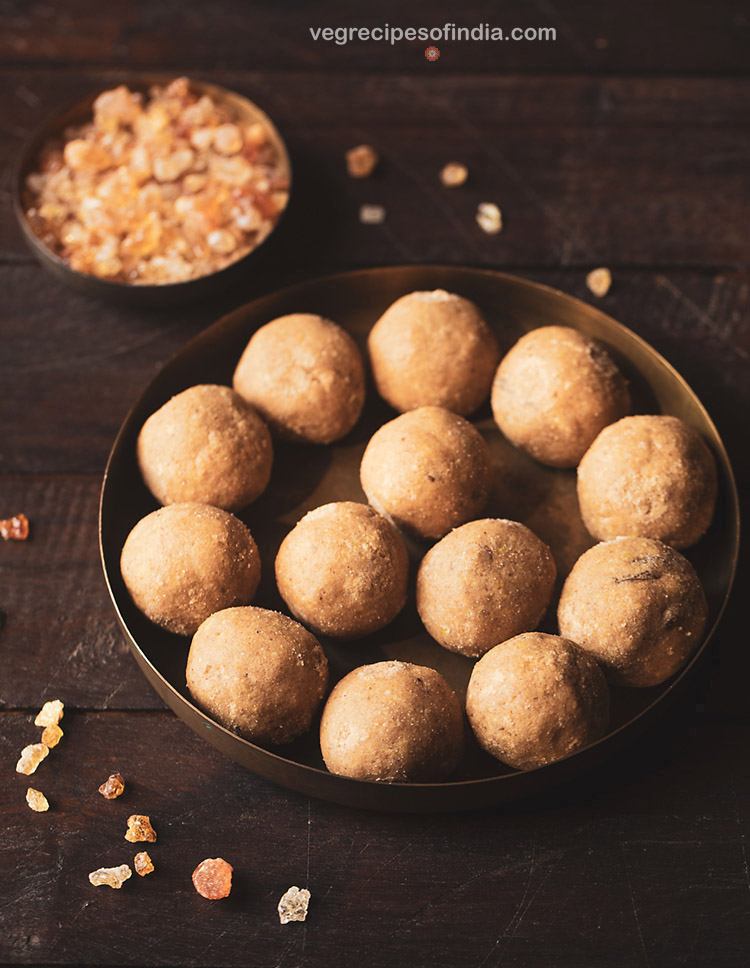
2, 3, 749, 965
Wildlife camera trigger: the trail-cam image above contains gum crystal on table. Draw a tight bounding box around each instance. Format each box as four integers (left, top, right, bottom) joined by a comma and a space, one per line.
0, 513, 30, 540
476, 202, 502, 234
41, 724, 63, 748
359, 204, 386, 225
586, 267, 612, 297
99, 773, 125, 799
89, 865, 132, 889
34, 699, 64, 727
192, 858, 233, 899
346, 144, 379, 178
125, 814, 157, 842
26, 787, 50, 812
16, 743, 49, 775
439, 162, 468, 187
134, 851, 155, 876
278, 886, 311, 924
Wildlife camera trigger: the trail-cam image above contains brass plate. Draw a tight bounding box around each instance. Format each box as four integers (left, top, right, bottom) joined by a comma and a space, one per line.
99, 266, 740, 811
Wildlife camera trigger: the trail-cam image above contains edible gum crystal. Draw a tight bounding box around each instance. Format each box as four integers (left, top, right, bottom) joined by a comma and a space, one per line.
89, 865, 132, 889
192, 858, 233, 899
278, 886, 311, 924
125, 814, 156, 842
99, 773, 125, 799
16, 743, 49, 775
41, 724, 63, 748
34, 699, 64, 727
26, 787, 50, 812
134, 851, 155, 876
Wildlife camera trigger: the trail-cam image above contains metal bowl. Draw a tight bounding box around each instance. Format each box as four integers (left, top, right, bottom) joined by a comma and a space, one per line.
14, 76, 292, 307
99, 266, 740, 811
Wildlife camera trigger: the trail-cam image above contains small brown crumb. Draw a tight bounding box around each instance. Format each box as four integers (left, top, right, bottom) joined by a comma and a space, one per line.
99, 773, 125, 799
586, 267, 612, 297
41, 724, 63, 748
35, 699, 64, 727
439, 162, 468, 187
359, 204, 386, 225
595, 37, 609, 49
345, 144, 379, 178
278, 886, 311, 924
476, 202, 502, 235
26, 787, 49, 812
0, 514, 29, 541
125, 814, 156, 842
89, 864, 132, 889
192, 858, 233, 899
134, 851, 155, 876
16, 743, 49, 775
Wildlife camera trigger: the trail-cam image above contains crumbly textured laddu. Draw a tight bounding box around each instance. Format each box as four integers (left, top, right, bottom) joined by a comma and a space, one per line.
99, 773, 125, 799
137, 384, 273, 512
192, 858, 233, 899
558, 536, 707, 686
23, 78, 288, 285
233, 314, 366, 445
125, 815, 157, 843
16, 743, 49, 775
26, 787, 50, 812
417, 518, 556, 658
320, 661, 464, 782
466, 632, 610, 771
360, 406, 493, 539
275, 502, 409, 639
278, 886, 311, 923
34, 699, 64, 727
186, 606, 328, 746
577, 415, 717, 548
491, 326, 630, 468
89, 865, 132, 889
120, 502, 261, 636
367, 290, 500, 416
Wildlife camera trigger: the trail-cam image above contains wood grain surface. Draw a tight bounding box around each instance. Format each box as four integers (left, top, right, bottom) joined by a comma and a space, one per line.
1, 1, 748, 965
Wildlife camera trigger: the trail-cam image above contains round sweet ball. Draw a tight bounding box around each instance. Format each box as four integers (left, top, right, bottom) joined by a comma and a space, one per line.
360, 406, 493, 539
320, 661, 464, 782
186, 607, 328, 746
417, 519, 556, 658
232, 313, 366, 444
491, 326, 630, 468
466, 632, 610, 771
120, 503, 260, 637
577, 415, 717, 548
558, 537, 707, 687
275, 502, 409, 639
368, 290, 500, 416
137, 384, 273, 512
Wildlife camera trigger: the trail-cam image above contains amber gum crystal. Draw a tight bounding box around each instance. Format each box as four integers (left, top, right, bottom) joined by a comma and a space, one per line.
99, 772, 126, 799
192, 858, 233, 899
124, 814, 157, 842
